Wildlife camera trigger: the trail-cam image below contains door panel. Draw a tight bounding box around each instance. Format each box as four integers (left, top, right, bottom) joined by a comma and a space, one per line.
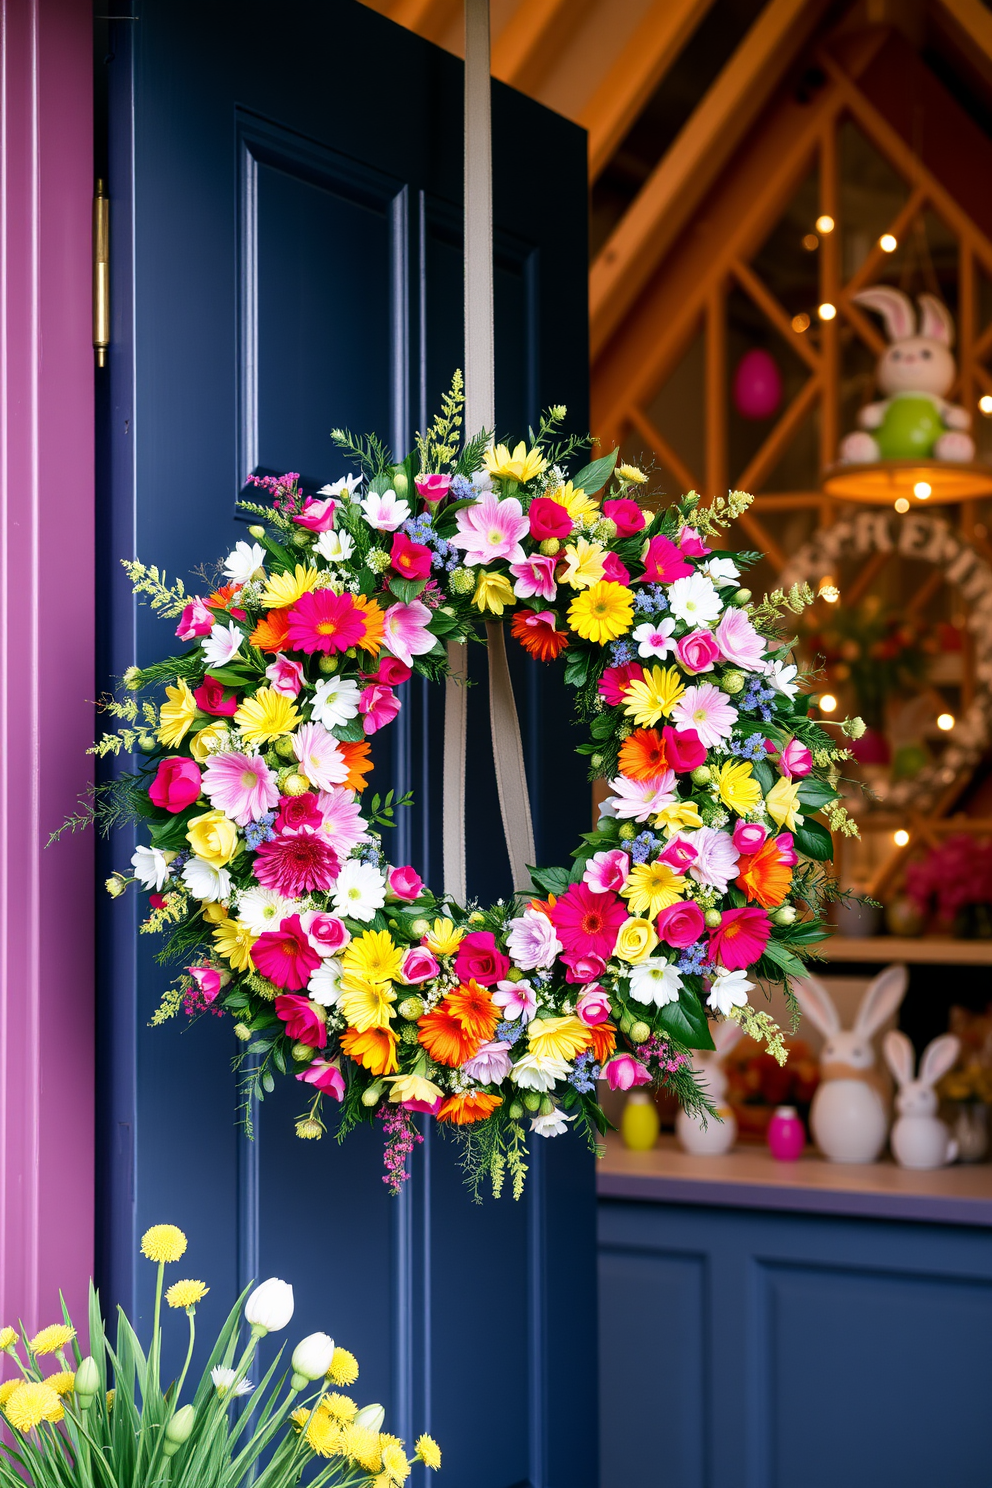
99, 2, 594, 1484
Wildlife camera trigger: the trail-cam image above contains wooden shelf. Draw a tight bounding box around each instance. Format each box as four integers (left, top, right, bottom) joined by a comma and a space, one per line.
818, 935, 992, 965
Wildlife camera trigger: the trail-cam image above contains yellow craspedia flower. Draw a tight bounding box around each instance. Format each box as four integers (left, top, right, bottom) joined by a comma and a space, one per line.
618, 464, 647, 484
0, 1380, 21, 1407
342, 930, 403, 986
234, 687, 301, 745
339, 976, 396, 1033
483, 441, 547, 485
528, 1015, 590, 1063
189, 720, 231, 763
186, 809, 239, 868
567, 581, 634, 645
291, 1406, 310, 1432
213, 918, 257, 973
45, 1371, 75, 1397
321, 1392, 358, 1421
327, 1349, 359, 1387
344, 1423, 383, 1472
4, 1381, 63, 1431
260, 564, 321, 609
559, 537, 606, 591
140, 1224, 187, 1264
29, 1324, 75, 1356
711, 759, 762, 816
307, 1412, 346, 1458
547, 480, 599, 519
622, 665, 685, 726
415, 1434, 441, 1470
165, 1279, 209, 1310
766, 776, 803, 831
472, 569, 515, 615
0, 1327, 18, 1351
623, 861, 686, 917
106, 1389, 115, 1411
614, 917, 658, 964
425, 917, 463, 956
381, 1440, 411, 1484
653, 799, 703, 833
158, 679, 197, 747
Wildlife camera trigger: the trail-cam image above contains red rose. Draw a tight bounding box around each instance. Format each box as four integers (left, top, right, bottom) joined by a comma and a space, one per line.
149, 756, 202, 813
275, 993, 327, 1047
603, 498, 645, 537
453, 930, 510, 987
662, 725, 707, 772
528, 497, 573, 541
390, 532, 433, 580
193, 675, 238, 716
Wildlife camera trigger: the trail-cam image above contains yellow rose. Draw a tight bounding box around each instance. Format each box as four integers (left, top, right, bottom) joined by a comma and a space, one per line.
189, 722, 230, 763
186, 809, 239, 868
614, 917, 659, 964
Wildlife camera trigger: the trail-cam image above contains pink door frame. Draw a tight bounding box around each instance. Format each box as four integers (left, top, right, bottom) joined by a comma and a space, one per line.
0, 0, 94, 1340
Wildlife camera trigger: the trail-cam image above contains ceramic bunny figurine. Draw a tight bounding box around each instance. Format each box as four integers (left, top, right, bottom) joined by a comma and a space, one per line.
793, 965, 908, 1163
676, 1019, 743, 1156
883, 1029, 961, 1169
839, 287, 974, 464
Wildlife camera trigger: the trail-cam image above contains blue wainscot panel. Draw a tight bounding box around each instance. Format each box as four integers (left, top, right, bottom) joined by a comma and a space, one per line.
599, 1200, 992, 1488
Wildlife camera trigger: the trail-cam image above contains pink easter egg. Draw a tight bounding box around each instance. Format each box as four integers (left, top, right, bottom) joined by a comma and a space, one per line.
733, 348, 783, 420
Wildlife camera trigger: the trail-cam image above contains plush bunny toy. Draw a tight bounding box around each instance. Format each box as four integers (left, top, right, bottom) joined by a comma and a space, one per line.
839, 287, 974, 464
793, 965, 908, 1163
883, 1030, 961, 1170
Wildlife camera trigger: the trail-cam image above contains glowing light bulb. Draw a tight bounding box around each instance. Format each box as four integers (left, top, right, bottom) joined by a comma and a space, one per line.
937, 713, 955, 731
815, 214, 835, 233
894, 497, 910, 513
818, 693, 837, 713
879, 234, 897, 253
818, 302, 837, 321
913, 481, 931, 499
893, 829, 910, 847
791, 313, 810, 333
980, 395, 992, 415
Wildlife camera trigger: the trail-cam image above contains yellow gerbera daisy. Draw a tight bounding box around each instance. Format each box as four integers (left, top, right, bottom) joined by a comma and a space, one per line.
559, 538, 606, 591
29, 1324, 75, 1356
342, 930, 403, 985
472, 569, 515, 615
617, 464, 647, 484
547, 480, 599, 518
483, 441, 547, 484
45, 1372, 75, 1397
339, 976, 396, 1032
622, 861, 686, 916
259, 564, 321, 609
766, 776, 803, 831
158, 679, 198, 746
234, 687, 301, 745
424, 918, 463, 956
567, 581, 634, 645
527, 1015, 590, 1063
213, 919, 257, 973
165, 1279, 209, 1310
140, 1224, 187, 1264
622, 665, 686, 726
326, 1351, 359, 1387
3, 1382, 63, 1431
711, 759, 762, 816
415, 1434, 442, 1470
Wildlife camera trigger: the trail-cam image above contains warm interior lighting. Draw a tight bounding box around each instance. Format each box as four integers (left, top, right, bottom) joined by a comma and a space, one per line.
894, 497, 910, 513
818, 302, 837, 321
879, 234, 897, 252
802, 233, 819, 251
913, 481, 932, 499
937, 713, 955, 731
819, 584, 840, 603
815, 214, 835, 233
791, 312, 810, 333
980, 395, 992, 415
818, 693, 837, 713
893, 829, 910, 847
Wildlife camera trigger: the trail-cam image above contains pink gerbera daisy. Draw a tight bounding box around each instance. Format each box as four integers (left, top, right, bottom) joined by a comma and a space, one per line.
316, 785, 368, 857
254, 830, 341, 897
670, 683, 738, 748
286, 590, 367, 655
201, 751, 279, 826
251, 913, 322, 990
293, 721, 348, 792
598, 662, 644, 706
708, 906, 771, 970
551, 882, 628, 960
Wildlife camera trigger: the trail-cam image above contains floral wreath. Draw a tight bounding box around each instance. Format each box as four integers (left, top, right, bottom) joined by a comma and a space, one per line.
81, 376, 862, 1197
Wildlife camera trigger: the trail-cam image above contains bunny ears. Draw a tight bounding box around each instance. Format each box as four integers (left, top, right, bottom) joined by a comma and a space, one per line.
853, 287, 955, 346
884, 1030, 961, 1089
793, 964, 909, 1040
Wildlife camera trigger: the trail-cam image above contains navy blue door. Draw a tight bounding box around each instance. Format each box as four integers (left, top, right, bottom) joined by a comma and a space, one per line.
97, 3, 595, 1484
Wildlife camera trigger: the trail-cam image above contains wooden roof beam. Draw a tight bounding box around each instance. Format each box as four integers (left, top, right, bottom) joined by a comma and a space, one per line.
933, 0, 992, 89
589, 0, 832, 359
580, 0, 717, 182
386, 0, 460, 45
491, 0, 594, 95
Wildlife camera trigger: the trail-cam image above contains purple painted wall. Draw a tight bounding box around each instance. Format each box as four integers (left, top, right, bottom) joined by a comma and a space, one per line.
0, 0, 94, 1340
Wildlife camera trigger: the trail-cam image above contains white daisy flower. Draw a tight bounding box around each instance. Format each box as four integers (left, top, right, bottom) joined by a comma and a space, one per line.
310, 674, 361, 729
530, 1107, 575, 1137
318, 474, 362, 501
201, 621, 243, 669
307, 958, 345, 1007
223, 540, 265, 584
330, 860, 386, 922
629, 956, 683, 1007
235, 886, 297, 934
131, 844, 172, 891
667, 572, 722, 627
181, 856, 231, 903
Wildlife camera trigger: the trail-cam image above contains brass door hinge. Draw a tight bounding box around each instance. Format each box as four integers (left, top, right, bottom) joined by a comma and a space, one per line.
93, 179, 109, 367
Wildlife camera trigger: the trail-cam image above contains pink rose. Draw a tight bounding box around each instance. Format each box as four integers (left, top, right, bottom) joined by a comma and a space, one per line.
359, 684, 401, 735
602, 551, 631, 584
678, 525, 710, 557
415, 473, 452, 503
583, 848, 631, 894
366, 655, 413, 686
776, 832, 798, 866
274, 993, 327, 1047
390, 532, 433, 580
603, 498, 645, 538
300, 911, 351, 956
388, 864, 424, 901
733, 820, 767, 854
276, 793, 324, 834
659, 837, 697, 871
187, 965, 229, 1004
454, 931, 510, 987
779, 738, 813, 779
292, 496, 337, 532
661, 725, 706, 772
676, 629, 721, 674
149, 757, 202, 813
296, 1057, 345, 1099
193, 675, 238, 716
576, 984, 611, 1025
655, 900, 705, 948
604, 1052, 651, 1091
176, 598, 214, 640
265, 654, 305, 698
639, 535, 693, 584
563, 951, 607, 984
528, 496, 573, 540
400, 946, 440, 984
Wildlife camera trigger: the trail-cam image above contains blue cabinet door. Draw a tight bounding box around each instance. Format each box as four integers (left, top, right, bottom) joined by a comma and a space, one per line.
97, 4, 594, 1484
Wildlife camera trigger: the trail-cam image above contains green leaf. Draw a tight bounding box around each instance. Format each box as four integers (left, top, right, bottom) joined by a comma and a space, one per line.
797, 777, 839, 810
571, 447, 618, 495
388, 575, 427, 605
530, 865, 571, 896
793, 817, 833, 860
657, 988, 715, 1050
332, 717, 366, 743
760, 937, 808, 978
564, 650, 591, 688
751, 758, 775, 796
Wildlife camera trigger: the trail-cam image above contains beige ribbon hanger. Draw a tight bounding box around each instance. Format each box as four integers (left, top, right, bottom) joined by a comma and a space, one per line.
441, 0, 536, 904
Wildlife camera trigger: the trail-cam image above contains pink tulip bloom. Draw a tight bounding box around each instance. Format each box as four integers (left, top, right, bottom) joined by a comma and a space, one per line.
510, 553, 558, 601
415, 472, 452, 502
452, 492, 528, 565
388, 864, 424, 901
676, 629, 721, 674
150, 757, 202, 814
292, 496, 336, 532
659, 837, 698, 871
604, 1053, 651, 1091
359, 683, 401, 735
382, 598, 435, 669
188, 965, 229, 1004
265, 653, 305, 698
779, 738, 813, 778
661, 725, 707, 773
400, 946, 440, 984
583, 848, 631, 894
296, 1057, 345, 1099
733, 821, 768, 854
176, 597, 214, 640
576, 985, 611, 1025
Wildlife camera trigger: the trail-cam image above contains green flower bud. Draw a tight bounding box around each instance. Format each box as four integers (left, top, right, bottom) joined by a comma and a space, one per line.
733, 588, 752, 605
290, 1041, 314, 1063
719, 670, 745, 696
594, 517, 618, 542
361, 1084, 384, 1107
508, 1101, 524, 1120
505, 966, 525, 982
292, 530, 310, 547
74, 1356, 100, 1407
398, 996, 425, 1021
248, 524, 267, 540
629, 1020, 651, 1045
392, 470, 409, 497
449, 566, 475, 595
163, 1405, 196, 1457
410, 918, 430, 938
233, 1023, 252, 1042
690, 765, 711, 785
399, 1023, 420, 1044
539, 538, 561, 556
274, 735, 297, 759
704, 908, 722, 929
590, 753, 603, 770
772, 905, 796, 925
619, 1014, 633, 1035
280, 771, 310, 796
318, 655, 338, 674
842, 716, 867, 740
137, 733, 157, 753
523, 1091, 542, 1112
618, 822, 635, 841
538, 1094, 556, 1116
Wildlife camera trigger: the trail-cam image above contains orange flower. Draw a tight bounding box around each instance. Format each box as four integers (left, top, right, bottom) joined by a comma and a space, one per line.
510, 609, 569, 662
353, 596, 385, 657
736, 838, 792, 910
340, 1026, 398, 1076
250, 608, 291, 653
339, 741, 374, 793
446, 980, 498, 1043
207, 582, 244, 611
417, 1006, 480, 1067
529, 893, 557, 919
589, 1021, 617, 1063
437, 1092, 503, 1125
618, 728, 669, 783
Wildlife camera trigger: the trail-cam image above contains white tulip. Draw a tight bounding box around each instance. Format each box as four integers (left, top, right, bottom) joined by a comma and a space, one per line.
291, 1331, 336, 1385
354, 1404, 385, 1433
244, 1278, 294, 1334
